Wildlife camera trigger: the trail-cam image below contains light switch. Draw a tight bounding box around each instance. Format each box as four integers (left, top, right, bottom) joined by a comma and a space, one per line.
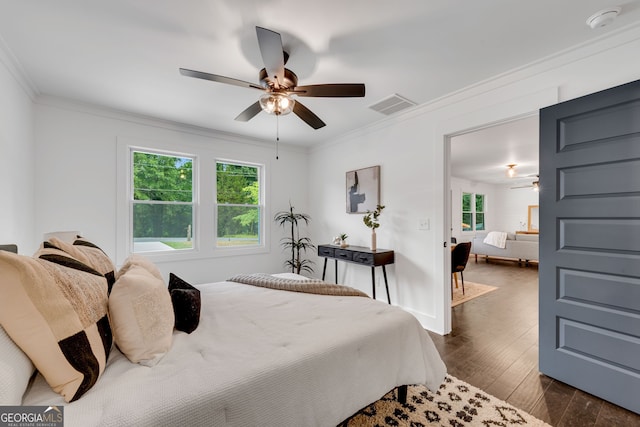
418, 218, 430, 230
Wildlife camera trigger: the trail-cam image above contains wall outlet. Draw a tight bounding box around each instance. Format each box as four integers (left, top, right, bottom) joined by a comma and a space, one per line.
418, 218, 430, 230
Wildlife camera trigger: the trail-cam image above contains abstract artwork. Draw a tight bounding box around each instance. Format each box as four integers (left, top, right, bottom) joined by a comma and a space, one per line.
346, 166, 380, 213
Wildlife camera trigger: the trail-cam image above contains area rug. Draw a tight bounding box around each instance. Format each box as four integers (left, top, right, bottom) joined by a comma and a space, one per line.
341, 375, 550, 426
452, 281, 498, 307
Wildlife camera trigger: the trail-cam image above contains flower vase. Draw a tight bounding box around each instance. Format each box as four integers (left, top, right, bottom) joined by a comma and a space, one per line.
370, 229, 377, 251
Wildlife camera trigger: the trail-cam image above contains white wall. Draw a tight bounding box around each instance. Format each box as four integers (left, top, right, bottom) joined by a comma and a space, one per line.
33, 98, 310, 284
0, 46, 35, 253
493, 185, 539, 233
309, 26, 640, 334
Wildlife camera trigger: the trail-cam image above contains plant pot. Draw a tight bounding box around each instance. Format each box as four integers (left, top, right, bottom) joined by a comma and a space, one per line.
340, 241, 348, 248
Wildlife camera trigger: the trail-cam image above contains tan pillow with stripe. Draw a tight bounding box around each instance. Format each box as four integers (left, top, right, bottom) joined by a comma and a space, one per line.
0, 249, 111, 402
109, 262, 174, 366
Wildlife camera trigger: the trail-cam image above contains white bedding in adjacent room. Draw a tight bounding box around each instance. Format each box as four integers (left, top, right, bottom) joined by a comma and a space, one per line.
23, 279, 446, 427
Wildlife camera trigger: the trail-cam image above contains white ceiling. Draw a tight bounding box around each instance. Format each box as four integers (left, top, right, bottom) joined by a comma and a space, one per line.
1, 1, 639, 182
451, 116, 539, 186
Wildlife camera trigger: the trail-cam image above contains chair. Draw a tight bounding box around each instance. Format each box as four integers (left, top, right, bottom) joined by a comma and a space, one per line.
451, 242, 471, 296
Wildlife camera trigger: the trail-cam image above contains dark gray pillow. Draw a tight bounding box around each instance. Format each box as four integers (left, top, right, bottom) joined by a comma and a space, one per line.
168, 273, 201, 334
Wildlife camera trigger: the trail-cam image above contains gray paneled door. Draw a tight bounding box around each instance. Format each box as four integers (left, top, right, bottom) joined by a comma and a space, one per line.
539, 79, 640, 414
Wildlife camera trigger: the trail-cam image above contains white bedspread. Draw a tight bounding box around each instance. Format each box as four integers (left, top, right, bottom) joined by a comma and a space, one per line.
483, 231, 508, 248
23, 279, 446, 427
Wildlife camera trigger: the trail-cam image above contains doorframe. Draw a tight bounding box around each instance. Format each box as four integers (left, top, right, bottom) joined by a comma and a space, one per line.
438, 87, 558, 333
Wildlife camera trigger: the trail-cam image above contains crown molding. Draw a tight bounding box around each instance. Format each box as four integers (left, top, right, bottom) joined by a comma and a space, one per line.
312, 22, 640, 152
34, 94, 309, 154
0, 33, 39, 100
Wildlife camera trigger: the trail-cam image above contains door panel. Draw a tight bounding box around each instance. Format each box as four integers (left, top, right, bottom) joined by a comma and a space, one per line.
539, 79, 640, 414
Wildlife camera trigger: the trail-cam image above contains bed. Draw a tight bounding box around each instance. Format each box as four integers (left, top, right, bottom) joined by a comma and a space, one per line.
1, 243, 446, 427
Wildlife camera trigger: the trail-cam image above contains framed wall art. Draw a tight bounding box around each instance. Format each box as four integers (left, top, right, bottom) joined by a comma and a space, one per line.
346, 165, 380, 213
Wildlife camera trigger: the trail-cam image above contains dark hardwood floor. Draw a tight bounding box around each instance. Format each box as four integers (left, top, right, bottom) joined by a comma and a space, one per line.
428, 258, 640, 427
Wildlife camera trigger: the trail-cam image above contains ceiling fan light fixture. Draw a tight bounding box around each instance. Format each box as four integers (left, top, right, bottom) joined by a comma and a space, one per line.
533, 181, 540, 192
259, 92, 295, 116
506, 164, 517, 178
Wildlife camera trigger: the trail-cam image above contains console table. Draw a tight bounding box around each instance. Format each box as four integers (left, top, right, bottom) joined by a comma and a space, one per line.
317, 244, 395, 304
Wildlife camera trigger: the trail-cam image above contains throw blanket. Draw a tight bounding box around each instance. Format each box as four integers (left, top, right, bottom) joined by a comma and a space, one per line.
483, 231, 507, 248
228, 273, 369, 297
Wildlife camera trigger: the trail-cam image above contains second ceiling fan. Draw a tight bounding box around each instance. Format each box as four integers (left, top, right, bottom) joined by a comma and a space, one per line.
180, 26, 366, 130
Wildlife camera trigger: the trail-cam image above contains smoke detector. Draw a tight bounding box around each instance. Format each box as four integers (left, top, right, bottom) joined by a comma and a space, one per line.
586, 7, 621, 29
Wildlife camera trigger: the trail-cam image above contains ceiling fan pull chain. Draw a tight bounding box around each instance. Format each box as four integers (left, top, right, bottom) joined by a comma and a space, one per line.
276, 114, 280, 160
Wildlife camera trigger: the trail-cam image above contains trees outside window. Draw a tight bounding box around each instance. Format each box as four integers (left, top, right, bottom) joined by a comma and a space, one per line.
132, 151, 194, 252
462, 192, 485, 232
216, 161, 262, 247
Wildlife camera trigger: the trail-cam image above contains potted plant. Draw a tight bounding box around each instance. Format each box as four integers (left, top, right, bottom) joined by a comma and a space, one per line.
363, 204, 385, 251
274, 203, 315, 275
338, 233, 349, 248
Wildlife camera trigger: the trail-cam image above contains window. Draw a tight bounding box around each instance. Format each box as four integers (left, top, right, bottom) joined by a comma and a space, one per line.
462, 192, 485, 232
215, 161, 262, 247
475, 194, 485, 231
132, 150, 194, 253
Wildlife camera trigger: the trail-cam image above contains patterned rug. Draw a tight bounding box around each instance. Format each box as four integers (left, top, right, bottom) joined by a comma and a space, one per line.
340, 375, 550, 426
452, 281, 498, 307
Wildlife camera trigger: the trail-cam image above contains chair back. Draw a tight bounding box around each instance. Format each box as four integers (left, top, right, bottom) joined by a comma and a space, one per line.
451, 242, 472, 272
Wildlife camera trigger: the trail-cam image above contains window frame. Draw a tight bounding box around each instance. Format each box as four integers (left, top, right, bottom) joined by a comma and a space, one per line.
461, 191, 485, 233
474, 193, 485, 231
130, 148, 197, 255
116, 138, 269, 265
214, 158, 265, 250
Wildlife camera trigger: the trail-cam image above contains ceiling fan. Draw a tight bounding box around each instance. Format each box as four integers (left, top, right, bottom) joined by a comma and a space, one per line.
179, 26, 366, 130
510, 175, 540, 191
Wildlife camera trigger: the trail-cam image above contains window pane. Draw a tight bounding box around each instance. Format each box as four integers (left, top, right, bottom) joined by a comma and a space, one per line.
475, 194, 485, 213
462, 213, 472, 231
217, 205, 260, 247
475, 213, 485, 231
462, 193, 472, 212
216, 162, 259, 204
133, 152, 192, 202
133, 203, 193, 252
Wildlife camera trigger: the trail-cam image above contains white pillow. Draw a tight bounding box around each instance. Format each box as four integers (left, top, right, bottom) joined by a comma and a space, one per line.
0, 324, 35, 405
109, 263, 174, 366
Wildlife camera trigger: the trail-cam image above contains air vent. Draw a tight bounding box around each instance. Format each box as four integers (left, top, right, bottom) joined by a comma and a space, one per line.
369, 94, 417, 115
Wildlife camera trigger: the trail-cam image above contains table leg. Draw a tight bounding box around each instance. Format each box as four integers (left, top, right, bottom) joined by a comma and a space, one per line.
371, 267, 376, 300
322, 258, 328, 280
382, 265, 391, 304
334, 259, 338, 284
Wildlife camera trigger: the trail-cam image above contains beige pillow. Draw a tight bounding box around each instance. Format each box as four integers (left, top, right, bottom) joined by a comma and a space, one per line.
0, 249, 111, 402
116, 254, 163, 281
109, 263, 174, 366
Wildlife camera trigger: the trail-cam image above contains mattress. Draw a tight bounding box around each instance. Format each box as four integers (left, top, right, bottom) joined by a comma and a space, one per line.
23, 278, 446, 426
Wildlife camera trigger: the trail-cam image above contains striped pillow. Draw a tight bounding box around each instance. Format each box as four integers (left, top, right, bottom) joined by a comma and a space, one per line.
47, 237, 116, 293
0, 248, 111, 402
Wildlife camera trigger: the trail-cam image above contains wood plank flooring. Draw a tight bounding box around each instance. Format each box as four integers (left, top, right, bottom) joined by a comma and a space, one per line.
428, 258, 640, 426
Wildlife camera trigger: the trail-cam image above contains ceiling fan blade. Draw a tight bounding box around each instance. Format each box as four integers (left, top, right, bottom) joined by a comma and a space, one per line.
179, 68, 263, 91
293, 101, 326, 129
256, 27, 285, 88
234, 101, 263, 122
292, 84, 366, 98
510, 185, 533, 189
